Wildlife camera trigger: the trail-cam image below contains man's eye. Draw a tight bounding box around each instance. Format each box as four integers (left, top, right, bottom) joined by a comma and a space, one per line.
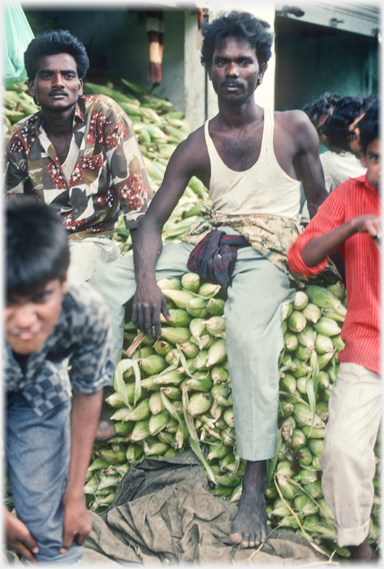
347, 133, 356, 142
32, 291, 51, 303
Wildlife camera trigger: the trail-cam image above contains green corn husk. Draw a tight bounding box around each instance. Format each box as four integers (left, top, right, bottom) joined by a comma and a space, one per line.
207, 442, 230, 461
281, 301, 293, 322
115, 421, 135, 437
148, 391, 166, 415
288, 311, 307, 333
206, 297, 225, 316
160, 327, 191, 344
179, 341, 200, 358
96, 448, 126, 465
304, 480, 323, 500
161, 289, 195, 309
295, 344, 312, 361
296, 376, 308, 395
317, 497, 334, 521
187, 392, 213, 417
294, 494, 319, 516
221, 426, 236, 446
290, 429, 307, 450
293, 291, 309, 311
126, 443, 145, 463
298, 327, 317, 350
317, 371, 330, 390
125, 398, 150, 422
298, 447, 313, 466
302, 425, 325, 439
140, 354, 167, 375
293, 403, 325, 429
186, 297, 209, 318
314, 333, 334, 354
190, 333, 214, 350
130, 419, 151, 441
198, 282, 221, 298
210, 400, 224, 420
223, 407, 235, 428
326, 281, 346, 301
181, 272, 201, 292
106, 382, 137, 408
284, 333, 299, 352
190, 318, 207, 341
307, 438, 324, 457
154, 340, 173, 357
279, 400, 294, 418
194, 350, 209, 370
315, 401, 329, 422
157, 277, 182, 291
305, 285, 347, 316
207, 339, 227, 367
317, 351, 335, 370
302, 303, 321, 324
332, 334, 345, 351
205, 316, 226, 338
277, 460, 296, 478
162, 308, 192, 328
272, 498, 292, 518
210, 366, 229, 384
314, 317, 342, 337
291, 359, 313, 379
281, 374, 297, 395
184, 375, 213, 392
276, 472, 299, 500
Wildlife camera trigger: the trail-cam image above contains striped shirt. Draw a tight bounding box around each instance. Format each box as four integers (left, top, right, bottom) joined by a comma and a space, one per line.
288, 175, 380, 375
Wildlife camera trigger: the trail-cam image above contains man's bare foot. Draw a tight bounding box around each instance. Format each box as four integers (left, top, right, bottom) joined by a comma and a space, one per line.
349, 538, 377, 562
94, 388, 116, 442
230, 459, 267, 548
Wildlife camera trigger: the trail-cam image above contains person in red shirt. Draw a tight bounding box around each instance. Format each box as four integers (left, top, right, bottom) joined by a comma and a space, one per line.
287, 104, 380, 562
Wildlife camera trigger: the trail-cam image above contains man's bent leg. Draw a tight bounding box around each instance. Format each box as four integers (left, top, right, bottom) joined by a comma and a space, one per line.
224, 247, 295, 547
6, 392, 82, 564
319, 363, 381, 559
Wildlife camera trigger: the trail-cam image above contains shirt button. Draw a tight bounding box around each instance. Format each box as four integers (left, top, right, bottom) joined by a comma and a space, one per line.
74, 208, 78, 213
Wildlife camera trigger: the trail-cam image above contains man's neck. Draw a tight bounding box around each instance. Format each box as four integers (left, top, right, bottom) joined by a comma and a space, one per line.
216, 98, 262, 130
41, 105, 76, 139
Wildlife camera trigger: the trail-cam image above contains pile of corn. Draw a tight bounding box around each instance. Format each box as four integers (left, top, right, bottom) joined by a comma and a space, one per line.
87, 275, 380, 559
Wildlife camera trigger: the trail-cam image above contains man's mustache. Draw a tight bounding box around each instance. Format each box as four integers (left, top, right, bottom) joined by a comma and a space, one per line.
49, 89, 68, 97
220, 80, 243, 88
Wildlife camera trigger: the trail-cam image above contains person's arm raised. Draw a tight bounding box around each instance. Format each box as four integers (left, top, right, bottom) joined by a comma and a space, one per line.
301, 214, 381, 267
132, 130, 207, 340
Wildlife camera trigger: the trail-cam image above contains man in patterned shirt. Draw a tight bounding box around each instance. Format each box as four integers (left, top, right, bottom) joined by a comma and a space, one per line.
4, 29, 152, 440
5, 197, 115, 564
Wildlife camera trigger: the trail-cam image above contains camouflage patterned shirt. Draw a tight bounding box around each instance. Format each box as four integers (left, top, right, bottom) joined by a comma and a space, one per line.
5, 278, 115, 416
4, 95, 152, 233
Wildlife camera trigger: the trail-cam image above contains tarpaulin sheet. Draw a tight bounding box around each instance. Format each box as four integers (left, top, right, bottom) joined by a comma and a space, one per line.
83, 451, 330, 565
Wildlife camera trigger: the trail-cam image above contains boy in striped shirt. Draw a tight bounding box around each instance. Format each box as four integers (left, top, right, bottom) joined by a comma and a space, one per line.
287, 104, 380, 562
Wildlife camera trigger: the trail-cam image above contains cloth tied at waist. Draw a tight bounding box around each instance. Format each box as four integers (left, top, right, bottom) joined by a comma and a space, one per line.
182, 203, 339, 287
187, 230, 250, 295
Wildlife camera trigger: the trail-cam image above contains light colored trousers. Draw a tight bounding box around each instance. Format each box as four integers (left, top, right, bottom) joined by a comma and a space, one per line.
89, 229, 295, 461
68, 236, 121, 281
320, 362, 381, 547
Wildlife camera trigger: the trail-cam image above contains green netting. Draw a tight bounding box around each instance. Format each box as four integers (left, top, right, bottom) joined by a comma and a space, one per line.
4, 3, 34, 87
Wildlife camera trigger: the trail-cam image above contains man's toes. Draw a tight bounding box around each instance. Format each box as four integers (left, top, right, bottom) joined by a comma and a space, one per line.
229, 532, 242, 544
248, 533, 256, 548
241, 533, 251, 548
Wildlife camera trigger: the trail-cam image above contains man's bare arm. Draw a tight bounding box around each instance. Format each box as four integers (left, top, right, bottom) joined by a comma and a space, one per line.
292, 111, 329, 219
301, 214, 380, 266
132, 130, 207, 339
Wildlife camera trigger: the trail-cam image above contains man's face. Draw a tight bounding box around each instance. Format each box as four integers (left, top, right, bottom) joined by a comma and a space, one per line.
347, 113, 365, 157
207, 37, 265, 106
28, 53, 83, 112
361, 138, 380, 191
5, 277, 68, 355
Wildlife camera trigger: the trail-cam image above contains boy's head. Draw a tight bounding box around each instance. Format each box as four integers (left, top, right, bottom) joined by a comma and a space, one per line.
5, 197, 70, 355
358, 104, 380, 190
302, 92, 341, 149
200, 10, 274, 69
24, 29, 89, 81
318, 95, 366, 155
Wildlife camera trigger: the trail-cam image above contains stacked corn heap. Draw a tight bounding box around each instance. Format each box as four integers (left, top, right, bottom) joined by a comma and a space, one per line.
86, 274, 380, 557
2, 77, 209, 257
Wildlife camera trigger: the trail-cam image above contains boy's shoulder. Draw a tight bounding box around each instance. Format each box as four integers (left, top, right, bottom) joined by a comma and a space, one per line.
63, 277, 110, 329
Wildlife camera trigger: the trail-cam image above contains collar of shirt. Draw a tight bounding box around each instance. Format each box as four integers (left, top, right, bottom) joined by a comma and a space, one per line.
32, 98, 85, 140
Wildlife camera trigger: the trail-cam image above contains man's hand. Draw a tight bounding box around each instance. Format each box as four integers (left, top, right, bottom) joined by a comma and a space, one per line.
60, 497, 92, 554
132, 281, 172, 340
351, 214, 381, 239
5, 508, 39, 562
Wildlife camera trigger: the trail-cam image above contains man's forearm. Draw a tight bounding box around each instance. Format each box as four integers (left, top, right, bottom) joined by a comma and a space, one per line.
133, 223, 163, 287
301, 221, 355, 267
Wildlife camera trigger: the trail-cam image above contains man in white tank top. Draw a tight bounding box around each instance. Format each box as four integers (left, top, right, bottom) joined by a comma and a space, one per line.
90, 10, 329, 550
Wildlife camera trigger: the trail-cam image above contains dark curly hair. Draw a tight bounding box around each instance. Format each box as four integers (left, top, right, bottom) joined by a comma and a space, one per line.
318, 95, 367, 151
302, 92, 341, 128
358, 103, 379, 155
24, 29, 89, 80
200, 11, 274, 68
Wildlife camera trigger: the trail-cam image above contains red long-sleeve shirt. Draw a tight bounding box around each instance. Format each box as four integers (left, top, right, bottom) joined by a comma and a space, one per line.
288, 175, 381, 375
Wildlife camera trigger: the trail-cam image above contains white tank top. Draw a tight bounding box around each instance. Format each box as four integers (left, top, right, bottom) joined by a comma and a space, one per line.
204, 107, 301, 220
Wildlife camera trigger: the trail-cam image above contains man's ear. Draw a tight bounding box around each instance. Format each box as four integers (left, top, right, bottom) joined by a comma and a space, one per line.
78, 78, 83, 97
27, 79, 35, 98
258, 62, 267, 83
206, 64, 212, 81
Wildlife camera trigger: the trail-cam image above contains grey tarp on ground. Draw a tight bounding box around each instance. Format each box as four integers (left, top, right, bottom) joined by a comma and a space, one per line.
83, 451, 332, 565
